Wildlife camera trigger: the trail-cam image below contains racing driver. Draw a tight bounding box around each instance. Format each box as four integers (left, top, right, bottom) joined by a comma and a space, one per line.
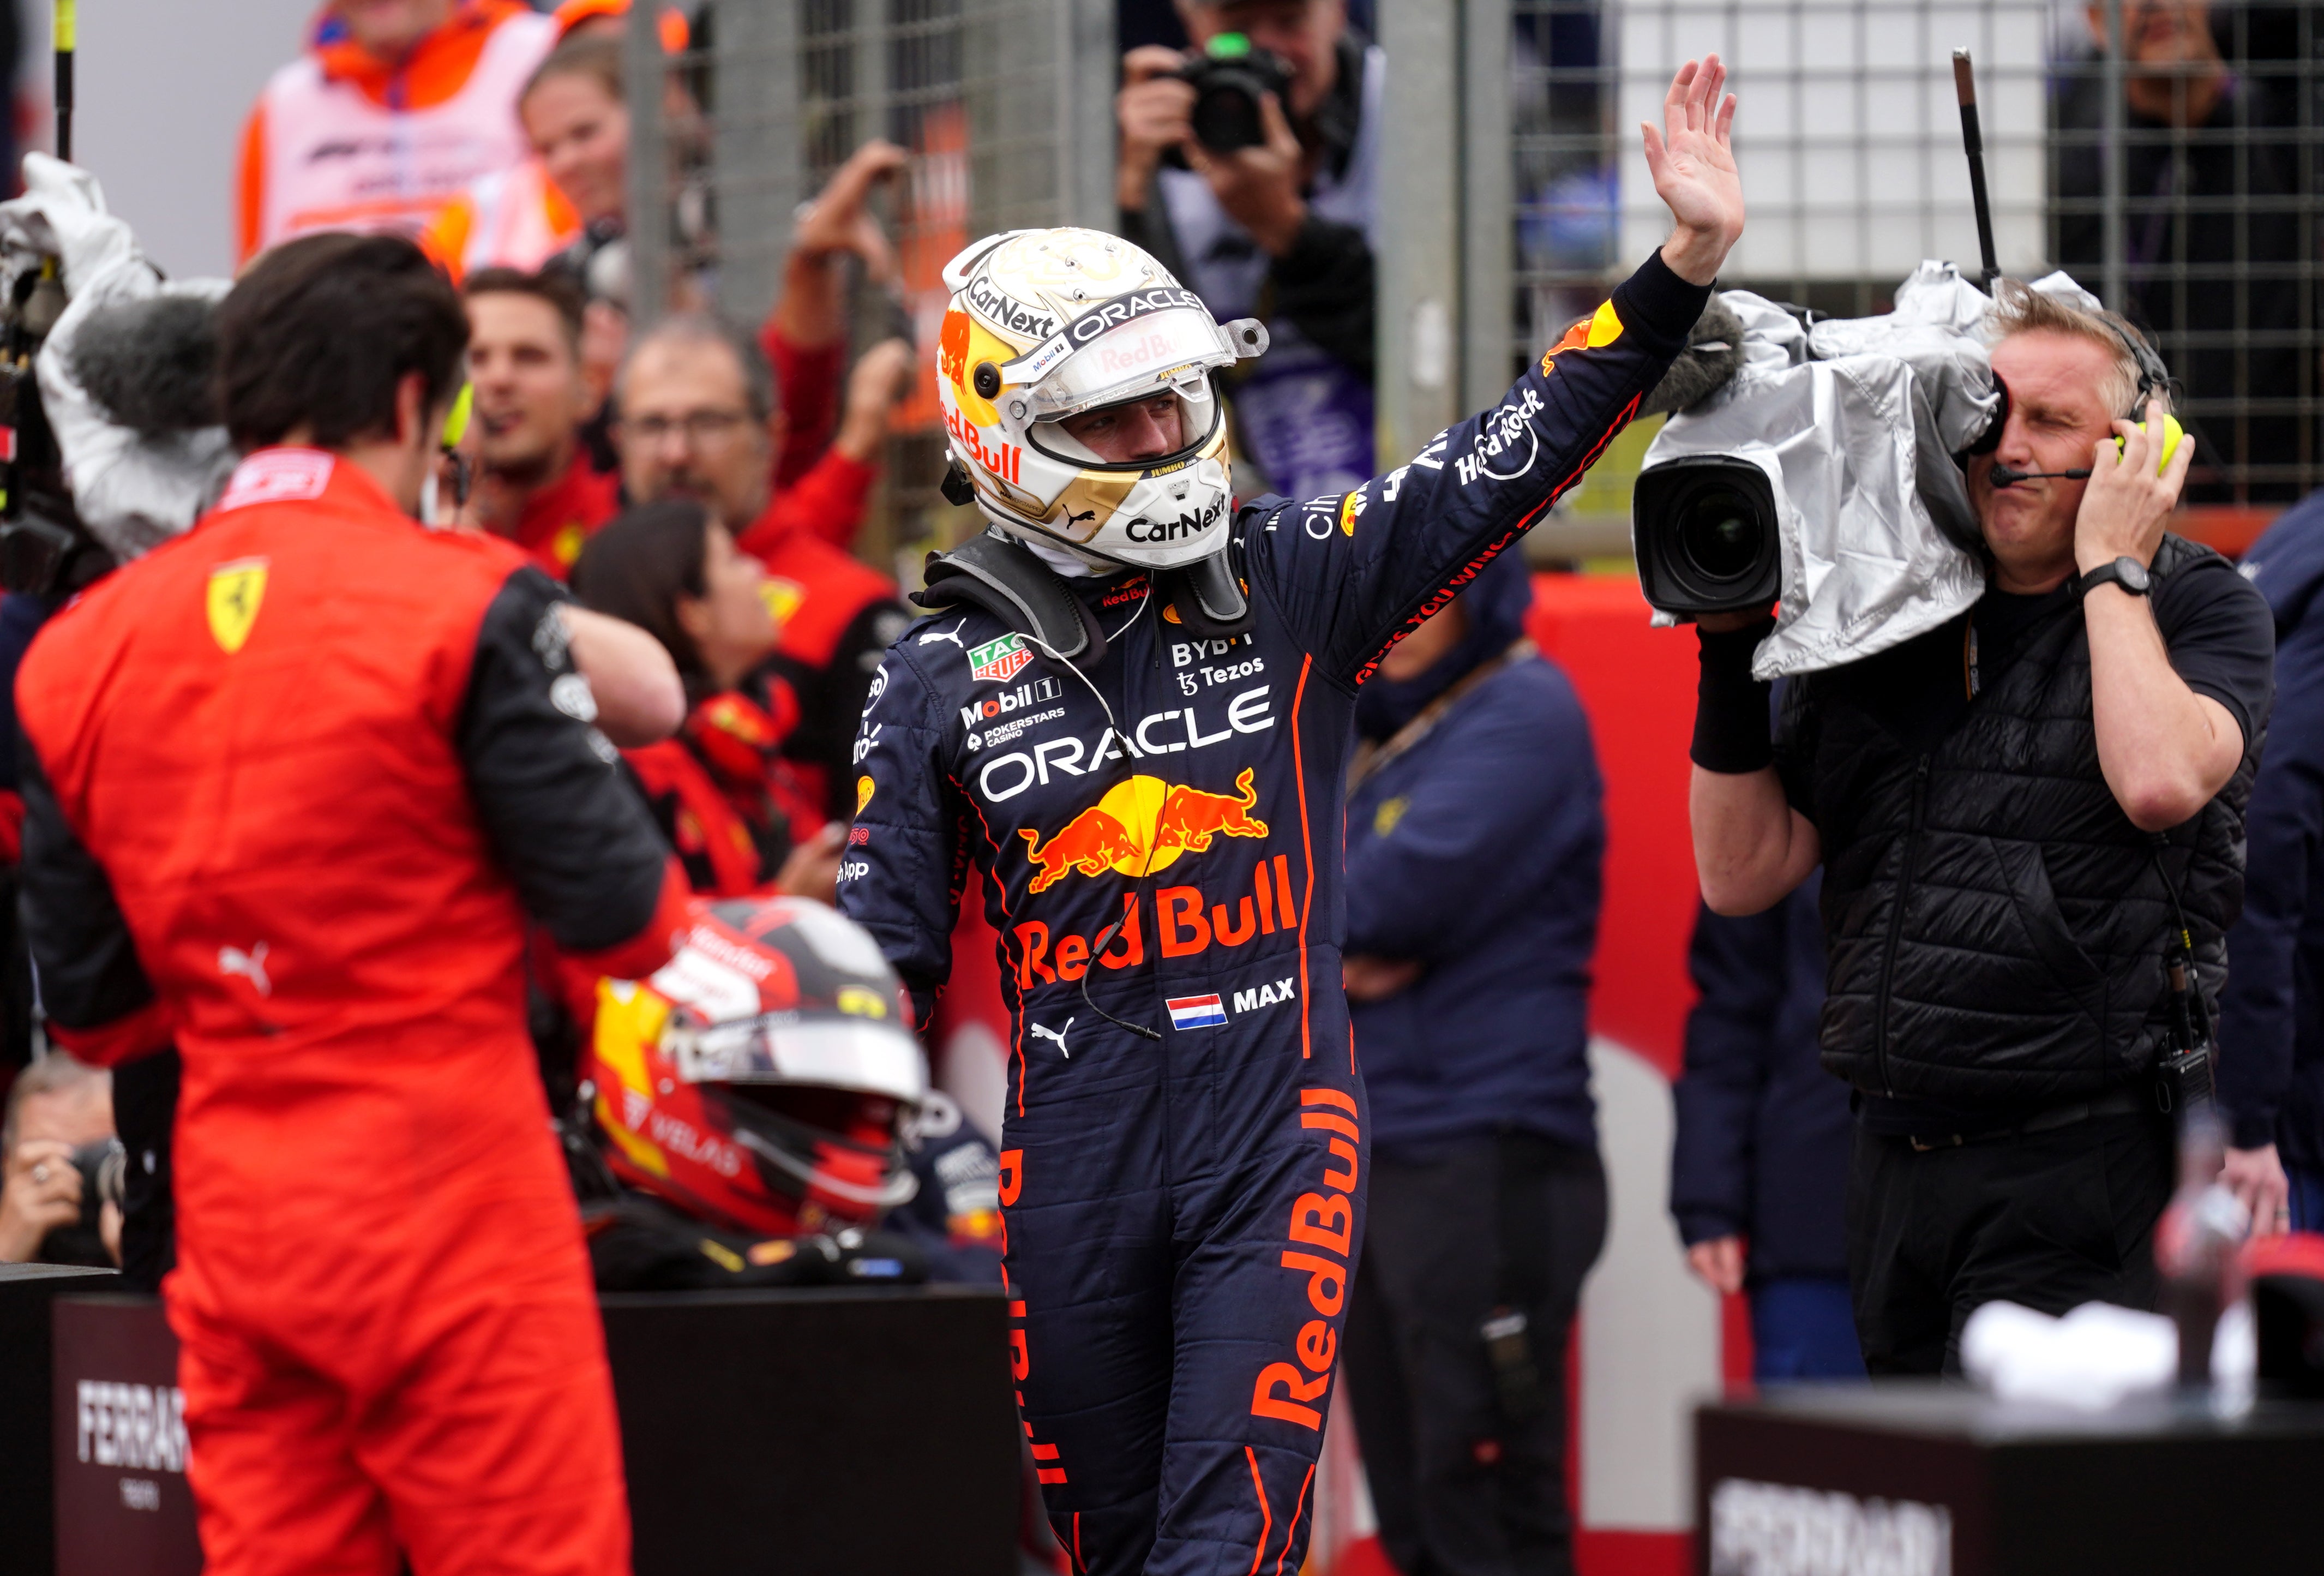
17, 232, 691, 1576
840, 58, 1744, 1575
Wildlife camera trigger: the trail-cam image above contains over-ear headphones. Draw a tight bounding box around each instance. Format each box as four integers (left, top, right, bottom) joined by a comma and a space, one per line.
1975, 317, 2185, 484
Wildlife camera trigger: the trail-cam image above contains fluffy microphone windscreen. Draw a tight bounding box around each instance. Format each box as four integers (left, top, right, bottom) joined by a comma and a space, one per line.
71, 293, 221, 435
1639, 295, 1746, 418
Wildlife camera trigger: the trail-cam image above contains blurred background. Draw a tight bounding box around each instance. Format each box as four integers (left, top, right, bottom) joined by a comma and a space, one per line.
35, 2, 2317, 582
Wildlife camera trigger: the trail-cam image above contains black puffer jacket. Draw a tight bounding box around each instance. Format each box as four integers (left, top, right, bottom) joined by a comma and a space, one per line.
1782, 535, 2259, 1105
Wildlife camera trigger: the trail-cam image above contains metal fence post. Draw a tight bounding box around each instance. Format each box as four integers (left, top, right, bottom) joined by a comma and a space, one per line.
1377, 0, 1463, 468
1462, 0, 1515, 411
714, 0, 803, 327
625, 0, 671, 329
2099, 0, 2127, 313
1061, 0, 1116, 230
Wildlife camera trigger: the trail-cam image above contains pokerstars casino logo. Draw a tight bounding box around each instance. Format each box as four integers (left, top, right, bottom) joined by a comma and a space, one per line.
969, 633, 1035, 685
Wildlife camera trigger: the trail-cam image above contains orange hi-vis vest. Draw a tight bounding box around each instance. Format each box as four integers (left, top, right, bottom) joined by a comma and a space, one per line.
425, 157, 582, 281
237, 1, 555, 263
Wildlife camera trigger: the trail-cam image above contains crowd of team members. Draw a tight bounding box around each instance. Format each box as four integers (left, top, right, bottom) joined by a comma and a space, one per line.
0, 0, 976, 1279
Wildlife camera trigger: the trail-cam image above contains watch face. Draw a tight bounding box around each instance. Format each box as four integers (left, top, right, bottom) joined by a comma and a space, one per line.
2118, 556, 2152, 592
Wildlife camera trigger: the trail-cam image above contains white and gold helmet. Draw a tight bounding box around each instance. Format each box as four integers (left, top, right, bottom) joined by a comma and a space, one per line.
935, 227, 1267, 571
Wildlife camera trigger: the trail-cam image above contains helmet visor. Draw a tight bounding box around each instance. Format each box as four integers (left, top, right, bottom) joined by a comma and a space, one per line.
1024, 380, 1221, 472
672, 1015, 928, 1105
1004, 305, 1240, 423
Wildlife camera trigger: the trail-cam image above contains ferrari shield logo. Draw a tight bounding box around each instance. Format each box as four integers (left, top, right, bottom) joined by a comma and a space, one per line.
206, 559, 269, 654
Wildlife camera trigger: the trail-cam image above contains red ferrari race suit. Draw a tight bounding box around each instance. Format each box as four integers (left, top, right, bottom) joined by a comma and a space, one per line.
17, 448, 689, 1576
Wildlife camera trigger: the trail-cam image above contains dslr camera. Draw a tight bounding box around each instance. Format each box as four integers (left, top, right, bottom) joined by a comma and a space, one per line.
1172, 33, 1295, 154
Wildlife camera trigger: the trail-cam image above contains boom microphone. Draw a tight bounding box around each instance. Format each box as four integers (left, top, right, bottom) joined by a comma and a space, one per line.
1989, 463, 2089, 486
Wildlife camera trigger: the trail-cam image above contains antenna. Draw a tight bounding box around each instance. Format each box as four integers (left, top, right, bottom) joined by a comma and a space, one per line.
1952, 49, 1998, 288
53, 0, 74, 163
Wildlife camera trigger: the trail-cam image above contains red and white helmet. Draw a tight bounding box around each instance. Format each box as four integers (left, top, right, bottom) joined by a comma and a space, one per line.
585, 896, 925, 1239
935, 226, 1268, 571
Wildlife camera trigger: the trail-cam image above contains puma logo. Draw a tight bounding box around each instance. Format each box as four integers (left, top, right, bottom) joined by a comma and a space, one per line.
918, 618, 969, 650
1030, 1017, 1074, 1059
218, 943, 272, 998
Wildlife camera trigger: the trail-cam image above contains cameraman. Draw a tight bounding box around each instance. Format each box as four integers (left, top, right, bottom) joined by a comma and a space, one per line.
0, 1053, 115, 1266
1687, 284, 2274, 1374
1115, 0, 1380, 501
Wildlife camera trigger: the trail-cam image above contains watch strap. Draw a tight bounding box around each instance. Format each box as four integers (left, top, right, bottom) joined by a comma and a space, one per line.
2076, 556, 2152, 598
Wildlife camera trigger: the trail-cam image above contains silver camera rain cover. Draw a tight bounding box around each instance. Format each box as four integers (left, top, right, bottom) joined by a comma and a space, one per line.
1641, 261, 2012, 679
0, 154, 234, 562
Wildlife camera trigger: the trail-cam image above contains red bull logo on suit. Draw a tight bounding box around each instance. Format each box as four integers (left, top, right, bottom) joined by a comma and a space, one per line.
1019, 768, 1268, 892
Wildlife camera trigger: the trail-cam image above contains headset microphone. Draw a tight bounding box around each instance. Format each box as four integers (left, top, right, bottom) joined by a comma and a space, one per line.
1989, 462, 2090, 486
1987, 414, 2185, 487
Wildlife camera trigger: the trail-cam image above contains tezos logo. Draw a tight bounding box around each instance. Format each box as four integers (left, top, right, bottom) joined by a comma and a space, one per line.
969, 633, 1035, 685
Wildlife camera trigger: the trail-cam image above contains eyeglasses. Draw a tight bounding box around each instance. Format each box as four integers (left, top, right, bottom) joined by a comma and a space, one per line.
622, 409, 754, 446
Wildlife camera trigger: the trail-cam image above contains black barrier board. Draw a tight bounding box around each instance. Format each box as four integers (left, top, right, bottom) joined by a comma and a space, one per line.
1696, 1382, 2324, 1576
46, 1284, 1019, 1574
0, 1264, 117, 1576
599, 1285, 1019, 1575
51, 1292, 200, 1576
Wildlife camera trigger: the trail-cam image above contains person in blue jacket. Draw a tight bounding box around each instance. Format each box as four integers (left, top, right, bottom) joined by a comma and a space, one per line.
2214, 494, 2324, 1235
840, 61, 1742, 1575
1670, 874, 1865, 1379
1337, 550, 1608, 1576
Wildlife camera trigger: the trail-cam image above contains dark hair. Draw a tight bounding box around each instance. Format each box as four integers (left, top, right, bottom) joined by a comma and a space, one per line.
618, 313, 779, 425
216, 232, 469, 452
464, 266, 587, 354
570, 500, 714, 692
523, 34, 625, 109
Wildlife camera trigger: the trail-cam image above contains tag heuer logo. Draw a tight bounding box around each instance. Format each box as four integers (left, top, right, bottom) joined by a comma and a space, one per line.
968, 633, 1034, 685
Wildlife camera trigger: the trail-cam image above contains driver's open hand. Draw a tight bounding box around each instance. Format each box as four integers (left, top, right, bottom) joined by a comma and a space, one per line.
1643, 55, 1744, 285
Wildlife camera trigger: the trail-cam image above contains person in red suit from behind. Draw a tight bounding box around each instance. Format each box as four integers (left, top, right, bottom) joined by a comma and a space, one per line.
16, 233, 692, 1576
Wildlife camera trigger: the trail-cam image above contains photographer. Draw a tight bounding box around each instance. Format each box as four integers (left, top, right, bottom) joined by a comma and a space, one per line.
1115, 0, 1380, 500
1688, 283, 2274, 1374
0, 1053, 116, 1266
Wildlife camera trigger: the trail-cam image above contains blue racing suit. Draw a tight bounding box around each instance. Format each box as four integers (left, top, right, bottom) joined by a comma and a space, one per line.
840, 250, 1707, 1574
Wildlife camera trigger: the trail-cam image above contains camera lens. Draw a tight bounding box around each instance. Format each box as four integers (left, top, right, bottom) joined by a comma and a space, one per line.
1676, 485, 1764, 583
1191, 78, 1268, 153
1631, 456, 1782, 616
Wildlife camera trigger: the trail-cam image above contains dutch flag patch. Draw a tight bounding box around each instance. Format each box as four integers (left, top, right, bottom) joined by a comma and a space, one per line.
1166, 993, 1229, 1031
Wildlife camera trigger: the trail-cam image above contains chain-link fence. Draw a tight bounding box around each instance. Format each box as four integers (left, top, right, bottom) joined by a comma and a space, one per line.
624, 0, 1113, 575
2049, 2, 2320, 507
622, 2, 2321, 564
1407, 0, 2322, 555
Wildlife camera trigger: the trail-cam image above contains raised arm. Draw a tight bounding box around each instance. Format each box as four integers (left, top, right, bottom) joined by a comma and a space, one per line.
1247, 57, 1744, 682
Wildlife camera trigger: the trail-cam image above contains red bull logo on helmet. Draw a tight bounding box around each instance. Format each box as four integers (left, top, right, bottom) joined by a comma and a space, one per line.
1018, 768, 1267, 894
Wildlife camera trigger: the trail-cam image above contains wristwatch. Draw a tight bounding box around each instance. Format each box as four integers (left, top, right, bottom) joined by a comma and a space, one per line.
2076, 556, 2153, 598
